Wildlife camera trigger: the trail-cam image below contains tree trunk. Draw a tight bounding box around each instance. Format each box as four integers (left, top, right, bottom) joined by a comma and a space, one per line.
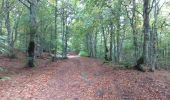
94, 31, 97, 58
54, 0, 58, 58
50, 25, 53, 55
86, 33, 90, 56
102, 25, 109, 61
28, 0, 38, 67
151, 0, 159, 71
0, 0, 4, 35
132, 0, 138, 63
61, 5, 67, 58
89, 33, 93, 57
109, 22, 113, 61
143, 0, 150, 65
65, 18, 68, 58
5, 0, 14, 57
0, 20, 2, 35
116, 18, 120, 63
13, 15, 20, 44
116, 0, 122, 63
113, 25, 117, 63
120, 21, 126, 62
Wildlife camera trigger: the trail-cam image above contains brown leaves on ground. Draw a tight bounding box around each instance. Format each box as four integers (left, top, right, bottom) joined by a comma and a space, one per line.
0, 53, 170, 100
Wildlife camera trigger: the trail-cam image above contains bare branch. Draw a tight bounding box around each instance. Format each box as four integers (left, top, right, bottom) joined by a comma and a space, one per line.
135, 9, 143, 16
157, 1, 166, 14
18, 0, 30, 9
159, 13, 170, 30
0, 1, 20, 17
121, 2, 134, 27
26, 0, 31, 4
149, 0, 156, 13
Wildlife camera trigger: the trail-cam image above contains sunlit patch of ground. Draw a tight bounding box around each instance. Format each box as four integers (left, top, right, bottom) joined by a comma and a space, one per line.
68, 55, 80, 58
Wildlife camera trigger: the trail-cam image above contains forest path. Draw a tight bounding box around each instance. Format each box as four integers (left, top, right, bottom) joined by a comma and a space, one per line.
0, 54, 170, 100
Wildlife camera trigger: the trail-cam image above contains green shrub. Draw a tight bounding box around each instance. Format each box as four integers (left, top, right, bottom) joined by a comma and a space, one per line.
79, 51, 89, 57
120, 61, 133, 69
8, 52, 17, 59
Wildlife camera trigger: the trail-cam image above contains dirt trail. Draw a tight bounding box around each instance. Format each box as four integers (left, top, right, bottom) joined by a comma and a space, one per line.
0, 55, 170, 100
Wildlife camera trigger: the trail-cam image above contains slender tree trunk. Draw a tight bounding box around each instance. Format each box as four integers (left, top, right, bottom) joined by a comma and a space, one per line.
86, 33, 93, 57
54, 0, 58, 57
94, 31, 97, 58
116, 18, 120, 63
89, 33, 93, 57
100, 31, 103, 58
13, 15, 20, 44
116, 0, 122, 63
50, 25, 53, 55
5, 0, 14, 57
110, 21, 113, 61
62, 6, 66, 58
65, 17, 68, 58
0, 19, 2, 35
113, 25, 117, 63
0, 0, 4, 35
102, 25, 108, 61
120, 22, 126, 62
132, 0, 138, 63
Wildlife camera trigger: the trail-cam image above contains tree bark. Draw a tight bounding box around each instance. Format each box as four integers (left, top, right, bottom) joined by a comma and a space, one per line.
28, 0, 38, 67
151, 0, 159, 71
132, 0, 138, 63
143, 0, 150, 65
115, 0, 122, 63
4, 0, 15, 57
65, 17, 68, 58
102, 25, 109, 61
94, 31, 97, 58
0, 0, 4, 35
54, 0, 58, 58
109, 22, 113, 61
0, 20, 2, 35
61, 4, 67, 58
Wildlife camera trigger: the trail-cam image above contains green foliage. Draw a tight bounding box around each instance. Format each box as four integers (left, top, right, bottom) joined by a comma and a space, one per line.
120, 61, 133, 69
79, 51, 89, 57
8, 52, 17, 59
0, 36, 9, 54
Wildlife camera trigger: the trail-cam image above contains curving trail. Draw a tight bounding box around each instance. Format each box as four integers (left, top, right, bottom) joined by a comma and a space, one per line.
0, 55, 170, 100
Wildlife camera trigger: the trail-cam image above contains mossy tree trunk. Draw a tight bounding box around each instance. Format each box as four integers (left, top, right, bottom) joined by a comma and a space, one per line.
19, 0, 39, 67
143, 0, 150, 66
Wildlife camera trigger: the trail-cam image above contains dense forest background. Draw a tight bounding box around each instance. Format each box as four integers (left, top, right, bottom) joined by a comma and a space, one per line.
0, 0, 170, 71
